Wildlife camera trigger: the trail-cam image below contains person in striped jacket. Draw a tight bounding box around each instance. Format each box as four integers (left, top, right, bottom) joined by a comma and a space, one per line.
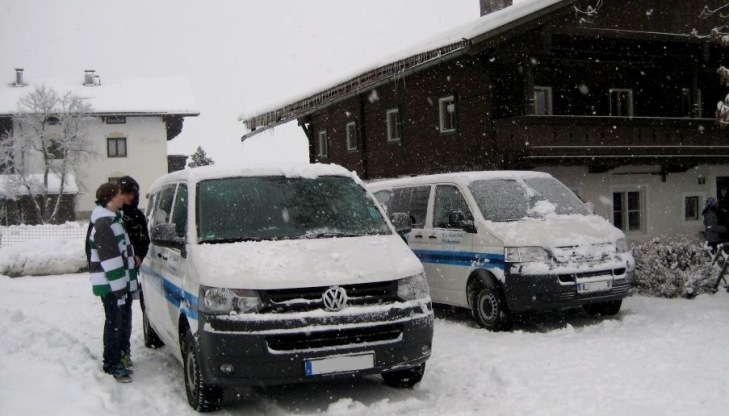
87, 182, 138, 383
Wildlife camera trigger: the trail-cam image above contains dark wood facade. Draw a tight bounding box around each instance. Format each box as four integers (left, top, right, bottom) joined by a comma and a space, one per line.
293, 0, 729, 180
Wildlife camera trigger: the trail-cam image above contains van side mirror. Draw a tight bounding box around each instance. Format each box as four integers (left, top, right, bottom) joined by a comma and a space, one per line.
390, 212, 413, 235
151, 223, 186, 249
449, 210, 477, 233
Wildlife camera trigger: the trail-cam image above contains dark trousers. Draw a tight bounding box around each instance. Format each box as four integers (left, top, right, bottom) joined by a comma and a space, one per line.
120, 296, 133, 356
101, 293, 125, 372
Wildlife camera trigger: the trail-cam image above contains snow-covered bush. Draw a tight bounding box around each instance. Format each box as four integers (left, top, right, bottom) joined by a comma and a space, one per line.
632, 235, 716, 298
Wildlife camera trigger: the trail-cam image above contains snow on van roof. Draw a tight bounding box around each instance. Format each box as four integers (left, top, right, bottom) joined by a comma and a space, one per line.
366, 171, 553, 190
149, 163, 359, 190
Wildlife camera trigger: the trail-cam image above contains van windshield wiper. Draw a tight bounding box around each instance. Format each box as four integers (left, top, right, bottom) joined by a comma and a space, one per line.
303, 231, 361, 239
200, 237, 263, 244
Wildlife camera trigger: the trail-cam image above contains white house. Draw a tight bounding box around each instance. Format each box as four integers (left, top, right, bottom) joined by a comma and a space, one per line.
0, 68, 199, 223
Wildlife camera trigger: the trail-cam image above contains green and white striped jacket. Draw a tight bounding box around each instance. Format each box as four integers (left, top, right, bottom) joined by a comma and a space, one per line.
87, 206, 138, 297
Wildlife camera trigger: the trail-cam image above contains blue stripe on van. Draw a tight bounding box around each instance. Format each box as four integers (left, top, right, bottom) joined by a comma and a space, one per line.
412, 249, 505, 269
140, 265, 199, 320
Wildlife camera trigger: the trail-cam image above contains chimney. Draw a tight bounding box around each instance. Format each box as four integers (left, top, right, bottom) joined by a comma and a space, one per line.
84, 69, 96, 86
13, 68, 26, 87
480, 0, 512, 16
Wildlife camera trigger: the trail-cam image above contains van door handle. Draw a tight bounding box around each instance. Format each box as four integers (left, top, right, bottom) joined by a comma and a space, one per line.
428, 235, 438, 239
413, 234, 423, 239
157, 253, 168, 261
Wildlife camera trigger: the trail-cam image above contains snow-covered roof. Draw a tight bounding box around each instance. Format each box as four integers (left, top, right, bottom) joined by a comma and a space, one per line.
0, 173, 79, 197
150, 163, 358, 190
366, 170, 553, 191
239, 0, 574, 139
0, 75, 199, 117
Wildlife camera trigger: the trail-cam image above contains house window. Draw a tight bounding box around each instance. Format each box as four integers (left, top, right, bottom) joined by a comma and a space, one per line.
317, 130, 328, 158
346, 121, 357, 151
613, 189, 645, 232
107, 137, 127, 158
45, 116, 61, 125
438, 95, 457, 133
386, 108, 401, 143
108, 177, 122, 184
105, 116, 127, 124
609, 89, 634, 116
47, 139, 64, 159
685, 195, 700, 221
534, 86, 553, 115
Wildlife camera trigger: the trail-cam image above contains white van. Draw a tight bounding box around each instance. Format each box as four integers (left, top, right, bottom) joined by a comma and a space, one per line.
368, 171, 634, 331
139, 164, 433, 412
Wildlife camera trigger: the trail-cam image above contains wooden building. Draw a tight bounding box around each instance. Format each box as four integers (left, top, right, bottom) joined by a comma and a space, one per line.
241, 0, 729, 242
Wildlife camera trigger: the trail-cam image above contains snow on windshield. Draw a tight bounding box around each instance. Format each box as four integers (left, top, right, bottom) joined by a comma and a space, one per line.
469, 177, 590, 222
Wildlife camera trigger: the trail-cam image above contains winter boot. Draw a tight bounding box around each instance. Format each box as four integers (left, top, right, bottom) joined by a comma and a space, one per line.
107, 363, 132, 383
121, 352, 134, 368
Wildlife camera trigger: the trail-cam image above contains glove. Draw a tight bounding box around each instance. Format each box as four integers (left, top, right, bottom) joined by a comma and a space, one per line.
113, 289, 128, 306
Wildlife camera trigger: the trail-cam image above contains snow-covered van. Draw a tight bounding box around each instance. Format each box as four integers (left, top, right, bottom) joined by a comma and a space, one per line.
368, 171, 634, 331
139, 164, 433, 412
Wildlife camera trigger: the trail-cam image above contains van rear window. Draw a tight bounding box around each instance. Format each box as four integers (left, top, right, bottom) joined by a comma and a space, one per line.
197, 176, 390, 242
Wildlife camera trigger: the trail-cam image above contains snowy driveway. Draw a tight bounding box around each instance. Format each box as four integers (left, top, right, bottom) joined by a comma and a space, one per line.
1, 273, 727, 416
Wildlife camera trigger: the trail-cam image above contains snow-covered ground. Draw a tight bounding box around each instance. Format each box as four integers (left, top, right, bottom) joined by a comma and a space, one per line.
1, 268, 728, 415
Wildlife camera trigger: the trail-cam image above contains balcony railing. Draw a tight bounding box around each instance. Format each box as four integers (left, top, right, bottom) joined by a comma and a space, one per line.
494, 115, 729, 166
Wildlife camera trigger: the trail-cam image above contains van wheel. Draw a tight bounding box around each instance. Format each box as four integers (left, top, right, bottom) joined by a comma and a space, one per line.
381, 362, 425, 388
183, 330, 223, 412
583, 300, 622, 316
141, 298, 164, 348
471, 284, 512, 331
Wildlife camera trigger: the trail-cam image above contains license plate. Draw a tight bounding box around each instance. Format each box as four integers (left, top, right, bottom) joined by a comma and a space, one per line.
577, 280, 612, 294
304, 353, 374, 376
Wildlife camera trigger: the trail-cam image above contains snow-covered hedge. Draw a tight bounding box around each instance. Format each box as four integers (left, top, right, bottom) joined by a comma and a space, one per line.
0, 223, 87, 277
631, 236, 717, 298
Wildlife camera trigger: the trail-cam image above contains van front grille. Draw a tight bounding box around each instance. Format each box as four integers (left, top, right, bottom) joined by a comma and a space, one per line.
266, 323, 403, 352
261, 280, 398, 313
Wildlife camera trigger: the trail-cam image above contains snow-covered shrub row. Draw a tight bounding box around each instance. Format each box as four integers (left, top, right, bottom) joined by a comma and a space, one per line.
631, 235, 717, 298
0, 223, 87, 277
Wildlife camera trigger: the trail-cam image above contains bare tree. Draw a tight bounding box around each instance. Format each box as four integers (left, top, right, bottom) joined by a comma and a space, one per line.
0, 85, 96, 223
696, 3, 729, 124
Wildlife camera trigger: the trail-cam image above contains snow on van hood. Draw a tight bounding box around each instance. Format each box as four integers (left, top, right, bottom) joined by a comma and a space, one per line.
190, 234, 422, 289
484, 214, 625, 248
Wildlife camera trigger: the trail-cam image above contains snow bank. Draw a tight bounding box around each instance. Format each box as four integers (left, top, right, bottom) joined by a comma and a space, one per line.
0, 236, 86, 277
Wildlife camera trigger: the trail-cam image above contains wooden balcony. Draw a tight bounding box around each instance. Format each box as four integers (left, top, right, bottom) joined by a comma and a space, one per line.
493, 116, 729, 170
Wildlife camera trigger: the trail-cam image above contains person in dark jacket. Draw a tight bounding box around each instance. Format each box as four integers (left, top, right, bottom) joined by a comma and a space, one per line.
703, 196, 728, 254
118, 176, 150, 369
88, 183, 137, 383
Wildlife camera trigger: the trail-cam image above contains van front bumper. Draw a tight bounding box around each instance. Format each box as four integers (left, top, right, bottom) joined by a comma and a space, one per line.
196, 301, 434, 388
503, 265, 633, 312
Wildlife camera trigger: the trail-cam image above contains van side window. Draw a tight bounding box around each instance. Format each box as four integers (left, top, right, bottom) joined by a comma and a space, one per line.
389, 186, 430, 228
434, 185, 473, 229
171, 184, 188, 238
150, 184, 176, 228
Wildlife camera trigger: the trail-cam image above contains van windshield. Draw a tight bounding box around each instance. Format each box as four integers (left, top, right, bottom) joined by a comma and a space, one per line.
197, 176, 391, 242
469, 177, 590, 222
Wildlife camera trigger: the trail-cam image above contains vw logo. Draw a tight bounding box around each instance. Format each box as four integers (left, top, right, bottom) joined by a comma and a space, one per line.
322, 286, 348, 312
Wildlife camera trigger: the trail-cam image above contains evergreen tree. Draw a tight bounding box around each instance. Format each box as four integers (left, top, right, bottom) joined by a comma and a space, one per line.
188, 146, 214, 168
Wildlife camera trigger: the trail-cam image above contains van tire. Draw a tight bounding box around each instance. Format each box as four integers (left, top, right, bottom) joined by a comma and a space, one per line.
142, 311, 165, 349
381, 362, 426, 388
471, 283, 512, 331
583, 300, 622, 316
141, 294, 165, 349
183, 330, 223, 412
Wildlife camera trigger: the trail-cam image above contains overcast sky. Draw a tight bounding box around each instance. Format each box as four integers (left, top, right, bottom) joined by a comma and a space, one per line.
0, 0, 480, 165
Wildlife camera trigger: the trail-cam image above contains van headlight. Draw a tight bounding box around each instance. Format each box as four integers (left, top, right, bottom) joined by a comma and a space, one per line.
397, 273, 429, 301
616, 238, 630, 253
505, 247, 549, 263
201, 286, 262, 314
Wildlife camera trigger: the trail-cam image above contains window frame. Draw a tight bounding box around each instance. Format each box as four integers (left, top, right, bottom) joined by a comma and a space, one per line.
345, 121, 358, 151
438, 94, 457, 134
105, 116, 127, 125
612, 187, 646, 233
386, 108, 402, 143
107, 137, 128, 158
533, 86, 553, 115
609, 88, 634, 117
684, 194, 702, 222
317, 130, 328, 159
